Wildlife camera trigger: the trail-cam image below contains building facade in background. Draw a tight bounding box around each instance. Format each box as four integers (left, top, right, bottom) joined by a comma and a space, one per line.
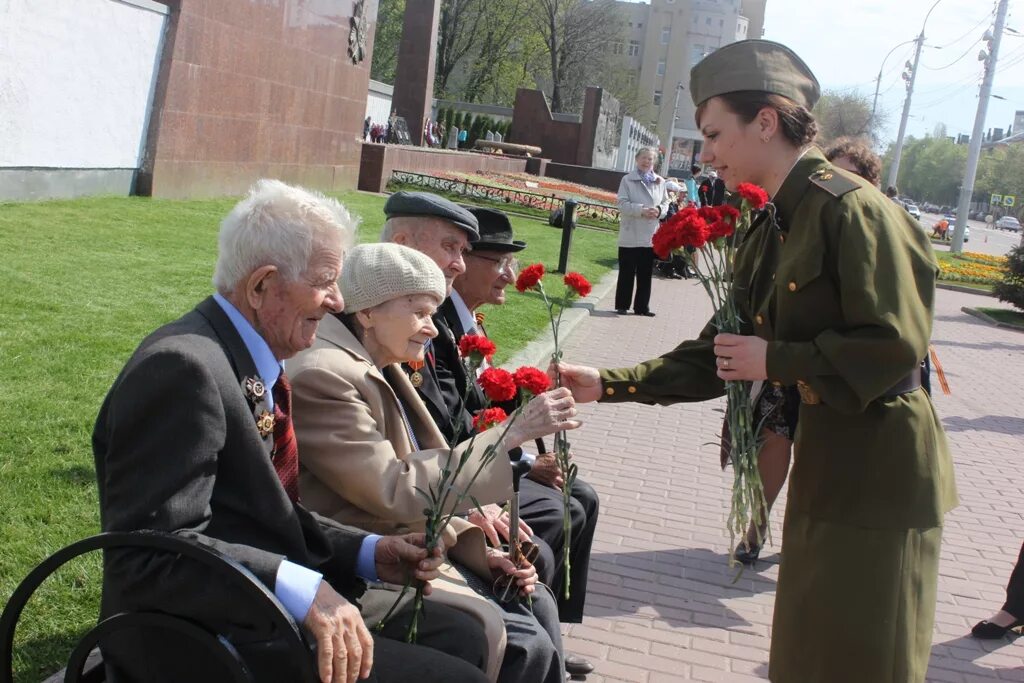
1, 0, 376, 200
614, 0, 766, 172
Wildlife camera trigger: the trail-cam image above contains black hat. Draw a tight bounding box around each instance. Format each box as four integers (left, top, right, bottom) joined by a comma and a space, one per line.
466, 207, 526, 252
384, 191, 480, 241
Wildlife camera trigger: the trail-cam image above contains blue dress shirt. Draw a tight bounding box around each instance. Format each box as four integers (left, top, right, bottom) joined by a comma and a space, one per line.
213, 294, 380, 621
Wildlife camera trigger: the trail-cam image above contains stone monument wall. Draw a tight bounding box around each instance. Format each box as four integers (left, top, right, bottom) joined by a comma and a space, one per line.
139, 0, 375, 198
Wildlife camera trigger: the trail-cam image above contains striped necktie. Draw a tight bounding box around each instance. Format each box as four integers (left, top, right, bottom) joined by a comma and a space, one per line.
272, 372, 300, 502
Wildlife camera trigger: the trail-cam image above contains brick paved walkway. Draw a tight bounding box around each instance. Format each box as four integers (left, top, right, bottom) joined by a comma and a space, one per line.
558, 274, 1024, 682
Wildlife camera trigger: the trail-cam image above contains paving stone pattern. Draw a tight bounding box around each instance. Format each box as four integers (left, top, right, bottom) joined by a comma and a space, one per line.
557, 275, 1024, 682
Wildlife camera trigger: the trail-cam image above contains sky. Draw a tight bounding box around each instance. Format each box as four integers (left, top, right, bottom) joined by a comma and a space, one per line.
622, 0, 1024, 145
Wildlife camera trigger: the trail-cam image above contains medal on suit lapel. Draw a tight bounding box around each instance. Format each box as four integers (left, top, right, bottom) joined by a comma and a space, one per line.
243, 376, 267, 401
407, 360, 425, 388
255, 409, 275, 437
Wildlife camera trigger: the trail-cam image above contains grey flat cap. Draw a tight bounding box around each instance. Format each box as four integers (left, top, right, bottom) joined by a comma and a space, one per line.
384, 191, 480, 241
690, 39, 820, 110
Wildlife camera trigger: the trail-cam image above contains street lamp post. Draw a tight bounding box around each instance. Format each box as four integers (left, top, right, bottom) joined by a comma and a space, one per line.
887, 0, 944, 190
870, 39, 917, 139
660, 82, 686, 177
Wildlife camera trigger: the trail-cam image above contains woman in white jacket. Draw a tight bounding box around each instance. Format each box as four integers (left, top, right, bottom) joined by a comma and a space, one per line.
614, 147, 671, 316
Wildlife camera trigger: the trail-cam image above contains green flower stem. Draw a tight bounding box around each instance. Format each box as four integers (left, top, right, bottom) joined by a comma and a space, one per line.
689, 201, 771, 566
536, 280, 576, 600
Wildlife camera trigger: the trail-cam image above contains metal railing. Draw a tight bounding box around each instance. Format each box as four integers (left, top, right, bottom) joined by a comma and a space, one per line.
388, 170, 621, 225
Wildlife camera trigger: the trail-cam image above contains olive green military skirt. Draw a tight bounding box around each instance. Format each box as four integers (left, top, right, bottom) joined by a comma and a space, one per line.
769, 511, 942, 683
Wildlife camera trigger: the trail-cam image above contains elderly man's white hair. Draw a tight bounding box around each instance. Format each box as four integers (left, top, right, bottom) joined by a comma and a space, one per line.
213, 179, 358, 294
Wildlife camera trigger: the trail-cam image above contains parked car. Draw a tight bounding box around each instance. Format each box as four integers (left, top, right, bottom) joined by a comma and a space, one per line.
906, 204, 921, 220
996, 216, 1022, 232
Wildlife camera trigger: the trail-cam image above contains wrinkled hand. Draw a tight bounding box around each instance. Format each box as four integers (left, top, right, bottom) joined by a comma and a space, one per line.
486, 548, 538, 597
468, 503, 534, 547
548, 362, 602, 403
714, 333, 768, 381
526, 453, 565, 490
304, 581, 374, 683
373, 533, 445, 592
642, 207, 660, 219
507, 387, 581, 444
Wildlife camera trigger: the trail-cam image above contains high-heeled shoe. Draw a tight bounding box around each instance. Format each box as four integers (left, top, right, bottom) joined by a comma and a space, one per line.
971, 618, 1024, 639
733, 541, 761, 566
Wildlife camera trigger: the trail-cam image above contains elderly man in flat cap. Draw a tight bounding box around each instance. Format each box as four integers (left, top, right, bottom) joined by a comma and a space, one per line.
437, 206, 599, 678
556, 40, 955, 683
381, 191, 570, 683
93, 180, 490, 683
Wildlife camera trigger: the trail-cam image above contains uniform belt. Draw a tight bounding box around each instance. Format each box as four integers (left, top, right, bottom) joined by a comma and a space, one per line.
881, 371, 922, 398
797, 371, 921, 405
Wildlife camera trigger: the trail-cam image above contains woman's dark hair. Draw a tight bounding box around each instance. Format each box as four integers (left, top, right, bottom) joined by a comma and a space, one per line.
695, 91, 817, 147
885, 185, 899, 198
824, 137, 882, 186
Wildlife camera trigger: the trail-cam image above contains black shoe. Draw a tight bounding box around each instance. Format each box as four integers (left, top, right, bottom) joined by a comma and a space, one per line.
637, 311, 656, 317
971, 618, 1024, 639
670, 273, 684, 279
615, 309, 628, 315
565, 653, 594, 679
734, 541, 761, 566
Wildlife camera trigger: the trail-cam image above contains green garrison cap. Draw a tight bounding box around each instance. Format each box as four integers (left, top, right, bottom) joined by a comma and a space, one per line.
689, 39, 820, 110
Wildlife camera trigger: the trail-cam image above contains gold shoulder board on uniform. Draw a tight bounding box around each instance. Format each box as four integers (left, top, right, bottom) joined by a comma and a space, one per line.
808, 167, 861, 199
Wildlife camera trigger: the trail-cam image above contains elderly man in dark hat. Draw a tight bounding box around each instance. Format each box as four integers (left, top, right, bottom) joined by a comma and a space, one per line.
440, 206, 599, 679
556, 39, 955, 683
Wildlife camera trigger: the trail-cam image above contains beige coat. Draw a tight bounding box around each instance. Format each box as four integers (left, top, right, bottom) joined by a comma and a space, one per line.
616, 167, 671, 248
290, 314, 514, 680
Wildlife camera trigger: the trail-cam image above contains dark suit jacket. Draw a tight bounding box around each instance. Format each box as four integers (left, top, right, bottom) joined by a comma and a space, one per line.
402, 307, 474, 444
93, 297, 368, 680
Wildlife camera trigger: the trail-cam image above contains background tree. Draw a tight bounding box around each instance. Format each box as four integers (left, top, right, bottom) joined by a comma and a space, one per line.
529, 0, 626, 113
435, 0, 486, 98
813, 90, 886, 146
370, 0, 406, 84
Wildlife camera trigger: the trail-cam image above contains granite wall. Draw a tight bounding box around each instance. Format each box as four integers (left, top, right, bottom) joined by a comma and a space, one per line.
139, 0, 375, 198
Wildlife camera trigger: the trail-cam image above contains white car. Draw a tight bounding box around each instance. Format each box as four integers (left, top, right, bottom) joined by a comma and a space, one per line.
906, 204, 921, 220
996, 216, 1022, 232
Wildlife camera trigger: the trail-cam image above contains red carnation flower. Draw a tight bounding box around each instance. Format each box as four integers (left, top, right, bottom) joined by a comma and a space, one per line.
458, 334, 497, 363
737, 183, 769, 209
513, 366, 551, 396
698, 206, 721, 223
652, 223, 678, 260
668, 206, 709, 249
515, 263, 546, 292
706, 205, 738, 241
473, 407, 508, 431
563, 272, 592, 298
478, 367, 517, 402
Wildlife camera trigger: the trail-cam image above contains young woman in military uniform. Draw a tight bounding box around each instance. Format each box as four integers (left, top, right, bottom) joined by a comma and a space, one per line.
556, 40, 958, 683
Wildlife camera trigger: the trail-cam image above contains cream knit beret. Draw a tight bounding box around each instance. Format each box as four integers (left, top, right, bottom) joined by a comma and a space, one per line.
341, 243, 446, 313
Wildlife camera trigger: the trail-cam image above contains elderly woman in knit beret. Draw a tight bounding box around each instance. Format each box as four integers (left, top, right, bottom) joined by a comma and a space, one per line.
289, 242, 575, 683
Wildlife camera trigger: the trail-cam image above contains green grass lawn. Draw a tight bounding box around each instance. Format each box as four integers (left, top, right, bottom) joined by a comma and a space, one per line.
0, 191, 616, 678
978, 307, 1024, 328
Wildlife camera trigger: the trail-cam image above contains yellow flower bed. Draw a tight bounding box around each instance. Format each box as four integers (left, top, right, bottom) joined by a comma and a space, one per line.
962, 251, 1009, 267
938, 257, 1007, 285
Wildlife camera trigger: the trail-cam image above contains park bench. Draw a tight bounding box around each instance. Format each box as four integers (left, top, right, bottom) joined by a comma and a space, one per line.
0, 531, 319, 683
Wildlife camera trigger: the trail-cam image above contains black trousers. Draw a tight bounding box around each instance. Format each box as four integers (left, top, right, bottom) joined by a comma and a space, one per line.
615, 246, 655, 313
104, 587, 488, 683
1002, 541, 1024, 618
520, 477, 600, 623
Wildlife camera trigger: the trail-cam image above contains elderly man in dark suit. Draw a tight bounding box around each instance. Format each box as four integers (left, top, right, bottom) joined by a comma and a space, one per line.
93, 180, 489, 683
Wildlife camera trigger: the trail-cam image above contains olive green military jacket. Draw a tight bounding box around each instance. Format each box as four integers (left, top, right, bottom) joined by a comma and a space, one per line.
600, 148, 958, 530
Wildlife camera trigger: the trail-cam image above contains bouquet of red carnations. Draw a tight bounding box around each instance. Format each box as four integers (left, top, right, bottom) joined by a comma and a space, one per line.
652, 183, 772, 565
379, 335, 551, 641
